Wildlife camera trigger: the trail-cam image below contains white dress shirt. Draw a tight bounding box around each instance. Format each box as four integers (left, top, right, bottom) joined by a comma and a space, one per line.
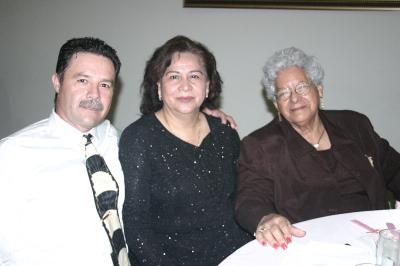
0, 111, 125, 266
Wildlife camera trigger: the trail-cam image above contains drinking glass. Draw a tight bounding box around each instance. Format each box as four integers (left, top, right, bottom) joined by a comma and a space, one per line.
376, 229, 400, 266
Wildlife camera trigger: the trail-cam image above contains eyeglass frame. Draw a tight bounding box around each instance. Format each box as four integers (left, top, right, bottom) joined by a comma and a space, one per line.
274, 81, 316, 102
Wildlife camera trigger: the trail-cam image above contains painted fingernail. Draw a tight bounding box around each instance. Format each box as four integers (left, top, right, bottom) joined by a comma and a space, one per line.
261, 241, 266, 246
273, 243, 279, 249
281, 243, 287, 250
286, 237, 292, 243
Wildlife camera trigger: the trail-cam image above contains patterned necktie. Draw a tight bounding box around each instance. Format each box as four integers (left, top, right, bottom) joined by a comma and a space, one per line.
83, 134, 131, 266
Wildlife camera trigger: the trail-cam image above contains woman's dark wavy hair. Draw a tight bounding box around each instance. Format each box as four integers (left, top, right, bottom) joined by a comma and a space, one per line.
140, 35, 222, 115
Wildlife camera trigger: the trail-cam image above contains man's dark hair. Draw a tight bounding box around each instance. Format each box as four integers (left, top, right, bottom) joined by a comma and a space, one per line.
55, 37, 121, 83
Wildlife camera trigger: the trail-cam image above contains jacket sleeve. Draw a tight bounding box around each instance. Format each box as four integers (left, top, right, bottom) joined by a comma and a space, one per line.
234, 135, 277, 234
361, 115, 400, 200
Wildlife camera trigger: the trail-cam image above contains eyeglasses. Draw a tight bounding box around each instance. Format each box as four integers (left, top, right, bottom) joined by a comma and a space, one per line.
275, 82, 314, 101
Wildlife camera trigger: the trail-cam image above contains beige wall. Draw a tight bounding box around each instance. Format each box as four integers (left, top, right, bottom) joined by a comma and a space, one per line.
1, 0, 399, 150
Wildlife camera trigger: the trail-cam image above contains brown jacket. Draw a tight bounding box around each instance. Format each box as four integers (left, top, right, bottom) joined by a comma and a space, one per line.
235, 110, 400, 234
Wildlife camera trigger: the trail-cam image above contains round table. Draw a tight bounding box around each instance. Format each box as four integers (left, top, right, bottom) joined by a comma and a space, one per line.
219, 209, 400, 266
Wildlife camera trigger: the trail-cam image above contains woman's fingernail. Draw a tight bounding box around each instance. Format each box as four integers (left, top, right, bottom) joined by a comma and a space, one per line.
261, 241, 266, 246
281, 243, 287, 250
273, 243, 279, 249
286, 237, 292, 243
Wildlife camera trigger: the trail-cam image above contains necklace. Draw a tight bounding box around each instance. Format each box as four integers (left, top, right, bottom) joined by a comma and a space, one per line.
312, 127, 325, 149
161, 111, 202, 146
195, 118, 202, 147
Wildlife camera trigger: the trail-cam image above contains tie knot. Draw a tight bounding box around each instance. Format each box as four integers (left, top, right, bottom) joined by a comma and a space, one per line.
83, 134, 93, 144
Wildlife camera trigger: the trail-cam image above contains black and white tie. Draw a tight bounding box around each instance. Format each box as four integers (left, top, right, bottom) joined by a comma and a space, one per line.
83, 134, 131, 266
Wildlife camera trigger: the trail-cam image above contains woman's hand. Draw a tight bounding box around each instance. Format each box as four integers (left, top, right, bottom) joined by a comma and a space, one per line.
202, 107, 237, 129
255, 213, 306, 250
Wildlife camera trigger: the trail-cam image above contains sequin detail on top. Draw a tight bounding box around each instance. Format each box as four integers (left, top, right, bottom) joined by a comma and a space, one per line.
119, 113, 252, 266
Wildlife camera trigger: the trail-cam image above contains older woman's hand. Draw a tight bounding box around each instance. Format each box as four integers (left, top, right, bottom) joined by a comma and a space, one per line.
255, 213, 306, 250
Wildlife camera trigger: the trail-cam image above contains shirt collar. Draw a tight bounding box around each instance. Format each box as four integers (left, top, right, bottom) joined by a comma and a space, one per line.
48, 109, 111, 148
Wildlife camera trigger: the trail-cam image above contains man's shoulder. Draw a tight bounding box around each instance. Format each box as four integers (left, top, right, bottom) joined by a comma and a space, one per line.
0, 118, 51, 169
0, 118, 50, 147
99, 119, 119, 139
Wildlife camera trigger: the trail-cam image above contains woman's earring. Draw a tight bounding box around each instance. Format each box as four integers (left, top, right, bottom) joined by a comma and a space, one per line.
320, 97, 324, 109
158, 94, 162, 101
278, 111, 282, 122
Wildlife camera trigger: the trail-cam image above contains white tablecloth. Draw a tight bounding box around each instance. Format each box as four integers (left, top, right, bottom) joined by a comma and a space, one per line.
219, 209, 400, 266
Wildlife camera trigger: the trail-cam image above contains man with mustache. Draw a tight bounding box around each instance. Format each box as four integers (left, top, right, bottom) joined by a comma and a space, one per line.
0, 37, 126, 266
0, 37, 235, 266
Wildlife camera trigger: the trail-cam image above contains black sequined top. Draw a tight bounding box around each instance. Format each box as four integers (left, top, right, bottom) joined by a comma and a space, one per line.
119, 113, 251, 266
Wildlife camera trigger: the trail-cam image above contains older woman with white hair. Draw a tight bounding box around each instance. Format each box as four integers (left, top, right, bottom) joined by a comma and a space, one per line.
234, 47, 400, 250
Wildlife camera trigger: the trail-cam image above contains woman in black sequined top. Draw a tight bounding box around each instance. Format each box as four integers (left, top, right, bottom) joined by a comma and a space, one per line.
119, 35, 251, 266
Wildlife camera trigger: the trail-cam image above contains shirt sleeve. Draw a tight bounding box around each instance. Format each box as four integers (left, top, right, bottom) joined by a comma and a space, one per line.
119, 125, 179, 266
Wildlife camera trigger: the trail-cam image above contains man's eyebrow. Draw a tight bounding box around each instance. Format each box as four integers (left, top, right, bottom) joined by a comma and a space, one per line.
165, 70, 180, 75
102, 79, 115, 85
72, 73, 90, 78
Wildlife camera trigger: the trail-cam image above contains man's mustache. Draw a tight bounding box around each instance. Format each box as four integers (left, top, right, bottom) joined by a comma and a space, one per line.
79, 98, 104, 111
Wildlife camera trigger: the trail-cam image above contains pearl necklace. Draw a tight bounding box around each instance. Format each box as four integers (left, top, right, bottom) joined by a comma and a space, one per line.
313, 128, 325, 149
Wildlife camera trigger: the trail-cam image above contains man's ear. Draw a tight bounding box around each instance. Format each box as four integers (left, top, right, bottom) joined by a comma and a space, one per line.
51, 73, 61, 93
